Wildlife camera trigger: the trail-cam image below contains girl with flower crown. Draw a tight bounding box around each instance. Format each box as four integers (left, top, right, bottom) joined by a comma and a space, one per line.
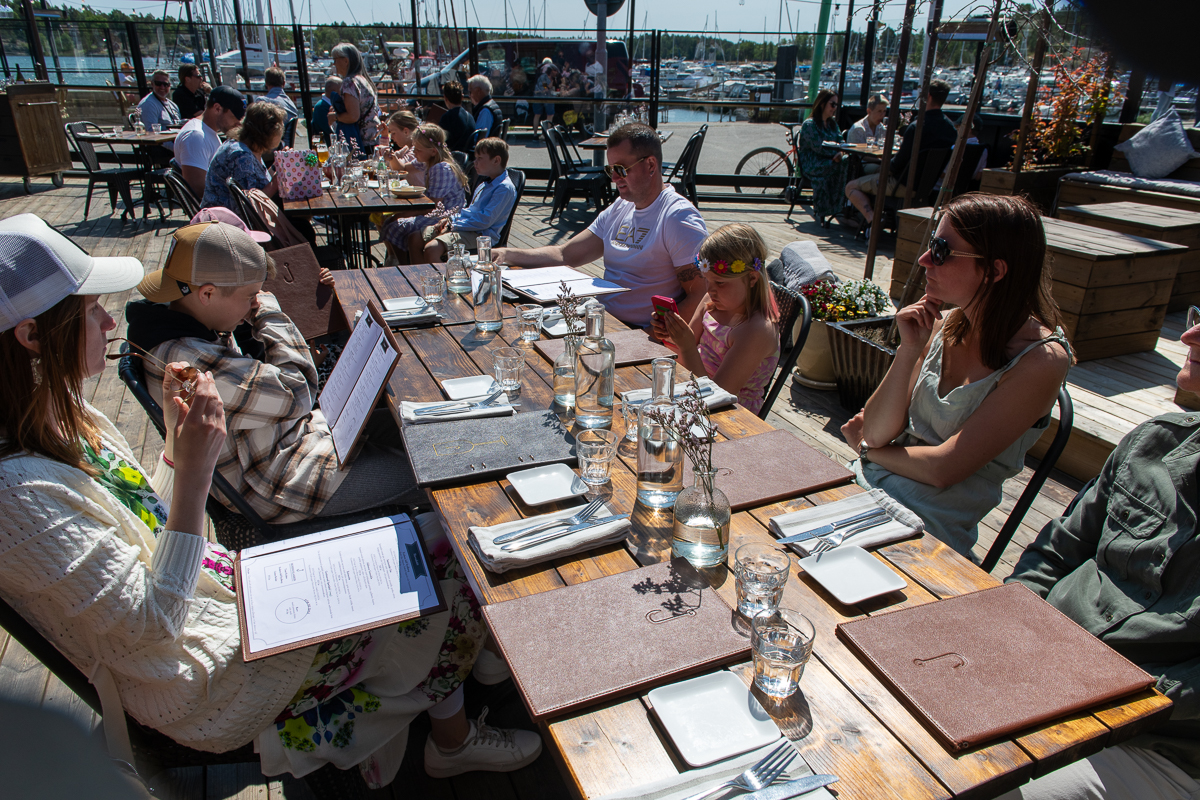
652, 223, 780, 414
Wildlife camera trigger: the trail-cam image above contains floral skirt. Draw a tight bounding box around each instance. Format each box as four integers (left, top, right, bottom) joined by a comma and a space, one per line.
381, 212, 441, 249
255, 518, 485, 781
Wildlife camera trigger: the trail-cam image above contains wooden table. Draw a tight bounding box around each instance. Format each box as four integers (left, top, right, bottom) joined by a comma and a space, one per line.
895, 206, 1188, 361
76, 129, 178, 218
282, 188, 436, 270
1058, 201, 1200, 312
331, 266, 1174, 800
829, 142, 884, 159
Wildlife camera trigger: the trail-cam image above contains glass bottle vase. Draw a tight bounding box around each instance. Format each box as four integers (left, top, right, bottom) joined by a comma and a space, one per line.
446, 244, 471, 294
573, 307, 615, 429
553, 335, 580, 414
636, 357, 683, 508
473, 263, 503, 332
671, 469, 732, 568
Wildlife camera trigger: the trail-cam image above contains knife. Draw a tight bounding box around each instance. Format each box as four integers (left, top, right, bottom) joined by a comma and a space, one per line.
776, 509, 889, 545
740, 774, 839, 800
500, 514, 629, 551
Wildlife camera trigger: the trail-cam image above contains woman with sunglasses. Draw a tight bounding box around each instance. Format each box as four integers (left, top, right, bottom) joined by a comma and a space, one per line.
797, 88, 848, 228
841, 193, 1072, 560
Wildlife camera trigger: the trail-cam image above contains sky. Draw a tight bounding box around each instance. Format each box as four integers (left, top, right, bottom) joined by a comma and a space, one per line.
58, 0, 1000, 41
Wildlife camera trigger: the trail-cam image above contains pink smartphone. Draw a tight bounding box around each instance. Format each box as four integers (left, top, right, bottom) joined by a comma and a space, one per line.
651, 295, 678, 319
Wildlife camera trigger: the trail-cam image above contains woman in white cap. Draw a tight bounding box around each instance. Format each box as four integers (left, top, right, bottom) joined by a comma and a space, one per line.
0, 215, 540, 788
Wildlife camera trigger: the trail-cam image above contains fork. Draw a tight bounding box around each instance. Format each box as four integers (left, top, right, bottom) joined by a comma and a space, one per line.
413, 388, 504, 416
809, 516, 892, 555
492, 499, 605, 545
679, 740, 797, 800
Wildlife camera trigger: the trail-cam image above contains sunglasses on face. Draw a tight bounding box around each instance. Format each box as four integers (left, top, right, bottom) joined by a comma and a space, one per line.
1189, 305, 1200, 331
154, 81, 170, 87
604, 154, 648, 180
928, 235, 983, 267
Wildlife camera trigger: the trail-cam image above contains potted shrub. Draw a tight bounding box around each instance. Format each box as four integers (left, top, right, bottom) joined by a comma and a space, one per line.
794, 279, 891, 390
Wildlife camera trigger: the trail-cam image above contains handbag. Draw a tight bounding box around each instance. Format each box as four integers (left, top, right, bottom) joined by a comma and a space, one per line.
275, 149, 323, 201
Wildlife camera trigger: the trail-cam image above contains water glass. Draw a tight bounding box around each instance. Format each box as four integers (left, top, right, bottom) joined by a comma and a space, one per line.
492, 346, 525, 397
750, 609, 815, 698
619, 396, 644, 444
516, 304, 544, 341
420, 272, 445, 309
111, 125, 121, 136
150, 123, 162, 134
576, 429, 619, 487
477, 235, 492, 266
734, 543, 790, 618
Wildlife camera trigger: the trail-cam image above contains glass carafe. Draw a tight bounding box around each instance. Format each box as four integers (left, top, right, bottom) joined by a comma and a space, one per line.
473, 263, 504, 332
573, 307, 615, 429
636, 357, 684, 508
446, 244, 472, 294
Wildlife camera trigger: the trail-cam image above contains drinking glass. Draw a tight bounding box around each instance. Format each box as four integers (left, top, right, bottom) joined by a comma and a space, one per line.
420, 272, 445, 310
492, 346, 525, 397
734, 544, 790, 618
516, 304, 544, 341
477, 234, 492, 266
111, 125, 121, 136
576, 429, 619, 487
316, 143, 329, 164
150, 123, 161, 134
750, 609, 815, 698
619, 396, 644, 444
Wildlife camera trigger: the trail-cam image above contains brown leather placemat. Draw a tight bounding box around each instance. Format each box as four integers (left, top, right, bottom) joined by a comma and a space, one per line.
836, 582, 1156, 752
681, 429, 853, 511
263, 242, 345, 340
482, 558, 748, 720
535, 327, 676, 367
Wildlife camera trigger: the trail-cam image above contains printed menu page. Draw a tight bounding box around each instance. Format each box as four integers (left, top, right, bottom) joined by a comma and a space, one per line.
238, 515, 442, 658
318, 308, 385, 429
331, 334, 397, 464
518, 277, 628, 302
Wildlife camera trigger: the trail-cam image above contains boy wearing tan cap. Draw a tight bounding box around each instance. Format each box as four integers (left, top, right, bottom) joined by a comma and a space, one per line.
126, 221, 420, 523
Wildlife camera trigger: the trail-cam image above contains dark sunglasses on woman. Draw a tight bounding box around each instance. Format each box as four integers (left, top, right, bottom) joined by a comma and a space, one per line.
927, 235, 982, 267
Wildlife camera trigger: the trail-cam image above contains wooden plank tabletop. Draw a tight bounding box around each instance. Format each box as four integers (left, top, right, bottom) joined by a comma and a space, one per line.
75, 130, 178, 146
332, 266, 1172, 800
282, 187, 436, 217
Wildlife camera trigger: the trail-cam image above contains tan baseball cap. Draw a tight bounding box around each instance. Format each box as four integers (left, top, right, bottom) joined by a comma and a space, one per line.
137, 221, 269, 303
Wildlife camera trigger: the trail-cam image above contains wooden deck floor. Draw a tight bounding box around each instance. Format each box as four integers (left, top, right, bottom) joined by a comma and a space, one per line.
0, 177, 1187, 798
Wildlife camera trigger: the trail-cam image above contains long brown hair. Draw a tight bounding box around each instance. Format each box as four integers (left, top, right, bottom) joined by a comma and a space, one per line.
0, 295, 101, 472
938, 193, 1067, 369
412, 123, 469, 189
811, 89, 839, 129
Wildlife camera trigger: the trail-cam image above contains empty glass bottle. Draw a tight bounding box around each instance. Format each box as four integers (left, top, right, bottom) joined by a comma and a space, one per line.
446, 244, 472, 294
573, 306, 615, 429
473, 263, 503, 332
636, 358, 684, 508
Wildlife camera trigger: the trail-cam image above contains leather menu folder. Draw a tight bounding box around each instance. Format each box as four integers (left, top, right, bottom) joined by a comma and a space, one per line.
482, 558, 749, 720
262, 242, 346, 340
535, 327, 676, 367
836, 582, 1156, 752
681, 429, 853, 510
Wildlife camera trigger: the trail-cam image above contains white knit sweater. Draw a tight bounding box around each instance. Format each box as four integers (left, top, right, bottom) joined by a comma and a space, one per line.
0, 406, 314, 753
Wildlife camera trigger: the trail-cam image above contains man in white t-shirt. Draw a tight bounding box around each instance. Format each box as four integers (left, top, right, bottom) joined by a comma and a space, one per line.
173, 85, 245, 198
493, 123, 708, 328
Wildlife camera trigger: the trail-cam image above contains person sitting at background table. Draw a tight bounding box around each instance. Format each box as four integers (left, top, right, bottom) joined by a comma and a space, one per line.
382, 109, 427, 186
468, 74, 504, 139
797, 88, 848, 229
139, 69, 183, 131
652, 223, 780, 414
174, 85, 245, 199
847, 93, 888, 145
0, 215, 541, 789
172, 63, 208, 120
310, 75, 340, 143
420, 138, 517, 263
379, 124, 468, 263
201, 101, 284, 213
494, 123, 708, 329
840, 193, 1072, 560
994, 305, 1200, 800
258, 66, 299, 127
437, 80, 477, 154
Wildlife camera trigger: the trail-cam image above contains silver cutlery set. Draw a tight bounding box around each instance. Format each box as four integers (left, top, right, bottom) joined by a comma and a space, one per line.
679, 740, 838, 800
493, 499, 628, 552
777, 508, 892, 554
412, 388, 506, 417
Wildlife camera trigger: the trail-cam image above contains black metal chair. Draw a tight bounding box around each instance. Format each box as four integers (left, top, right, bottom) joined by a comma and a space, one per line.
980, 386, 1075, 573
664, 124, 708, 207
225, 177, 278, 246
499, 118, 511, 142
495, 168, 526, 249
759, 282, 812, 419
64, 121, 140, 220
544, 126, 608, 222
282, 116, 299, 149
552, 124, 604, 175
162, 167, 201, 219
949, 143, 988, 197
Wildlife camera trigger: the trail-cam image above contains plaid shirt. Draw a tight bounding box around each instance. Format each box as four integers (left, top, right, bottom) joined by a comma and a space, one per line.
146, 294, 346, 522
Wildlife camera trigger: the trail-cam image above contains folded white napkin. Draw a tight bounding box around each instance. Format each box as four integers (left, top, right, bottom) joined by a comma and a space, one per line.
468, 503, 631, 573
399, 394, 514, 425
619, 377, 738, 411
541, 298, 604, 337
769, 489, 923, 556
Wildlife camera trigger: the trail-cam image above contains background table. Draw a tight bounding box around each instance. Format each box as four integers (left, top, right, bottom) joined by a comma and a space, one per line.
76, 129, 177, 218
283, 188, 436, 269
331, 266, 1174, 800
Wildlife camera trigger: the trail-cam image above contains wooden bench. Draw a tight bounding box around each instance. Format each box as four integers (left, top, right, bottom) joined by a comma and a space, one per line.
1054, 123, 1200, 213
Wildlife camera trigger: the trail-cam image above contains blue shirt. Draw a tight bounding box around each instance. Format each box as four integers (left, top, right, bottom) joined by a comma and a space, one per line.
475, 105, 497, 136
259, 87, 299, 124
311, 96, 333, 142
201, 140, 268, 213
450, 170, 517, 242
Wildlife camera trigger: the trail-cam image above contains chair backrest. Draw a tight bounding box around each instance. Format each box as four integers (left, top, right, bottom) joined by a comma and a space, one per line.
666, 126, 705, 184
65, 121, 102, 174
543, 125, 566, 178
950, 143, 987, 196
759, 282, 812, 419
225, 177, 276, 244
163, 169, 201, 218
552, 125, 582, 173
282, 116, 298, 149
495, 168, 526, 248
0, 594, 102, 715
908, 147, 953, 206
980, 385, 1074, 573
499, 118, 511, 142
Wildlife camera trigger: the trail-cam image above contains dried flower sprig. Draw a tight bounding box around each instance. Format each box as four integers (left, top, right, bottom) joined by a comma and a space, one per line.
643, 378, 716, 476
557, 280, 587, 336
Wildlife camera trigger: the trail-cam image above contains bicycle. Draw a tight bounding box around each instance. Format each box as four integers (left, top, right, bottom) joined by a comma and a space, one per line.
733, 122, 809, 204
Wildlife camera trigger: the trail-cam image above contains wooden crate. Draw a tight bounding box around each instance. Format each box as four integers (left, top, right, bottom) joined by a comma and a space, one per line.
1058, 202, 1200, 311
979, 166, 1076, 212
897, 207, 1186, 361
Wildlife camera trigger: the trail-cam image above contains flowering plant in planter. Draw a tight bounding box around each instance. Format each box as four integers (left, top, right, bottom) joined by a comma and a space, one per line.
801, 279, 891, 323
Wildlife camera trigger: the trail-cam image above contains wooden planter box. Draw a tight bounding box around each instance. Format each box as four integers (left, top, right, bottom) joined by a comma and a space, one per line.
980, 166, 1076, 212
827, 316, 897, 412
891, 212, 930, 302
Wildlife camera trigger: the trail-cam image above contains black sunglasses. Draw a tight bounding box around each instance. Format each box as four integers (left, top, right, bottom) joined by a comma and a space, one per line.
1188, 305, 1200, 331
153, 80, 170, 87
928, 235, 982, 267
604, 154, 648, 179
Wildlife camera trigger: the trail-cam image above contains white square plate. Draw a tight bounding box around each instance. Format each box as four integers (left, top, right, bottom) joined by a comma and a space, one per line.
798, 545, 907, 605
441, 374, 499, 400
506, 463, 588, 506
648, 671, 781, 767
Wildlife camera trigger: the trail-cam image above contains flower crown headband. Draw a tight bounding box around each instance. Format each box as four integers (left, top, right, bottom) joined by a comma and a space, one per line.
694, 255, 764, 276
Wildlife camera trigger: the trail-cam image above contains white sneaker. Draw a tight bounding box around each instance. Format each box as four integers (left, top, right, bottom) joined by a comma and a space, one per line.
424, 707, 543, 778
472, 647, 512, 685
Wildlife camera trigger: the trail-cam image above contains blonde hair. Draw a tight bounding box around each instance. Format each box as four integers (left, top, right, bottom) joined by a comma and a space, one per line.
387, 109, 419, 131
412, 123, 468, 189
697, 224, 778, 322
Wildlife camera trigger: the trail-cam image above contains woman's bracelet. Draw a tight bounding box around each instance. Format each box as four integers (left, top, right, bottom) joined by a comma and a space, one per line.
161, 454, 174, 468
